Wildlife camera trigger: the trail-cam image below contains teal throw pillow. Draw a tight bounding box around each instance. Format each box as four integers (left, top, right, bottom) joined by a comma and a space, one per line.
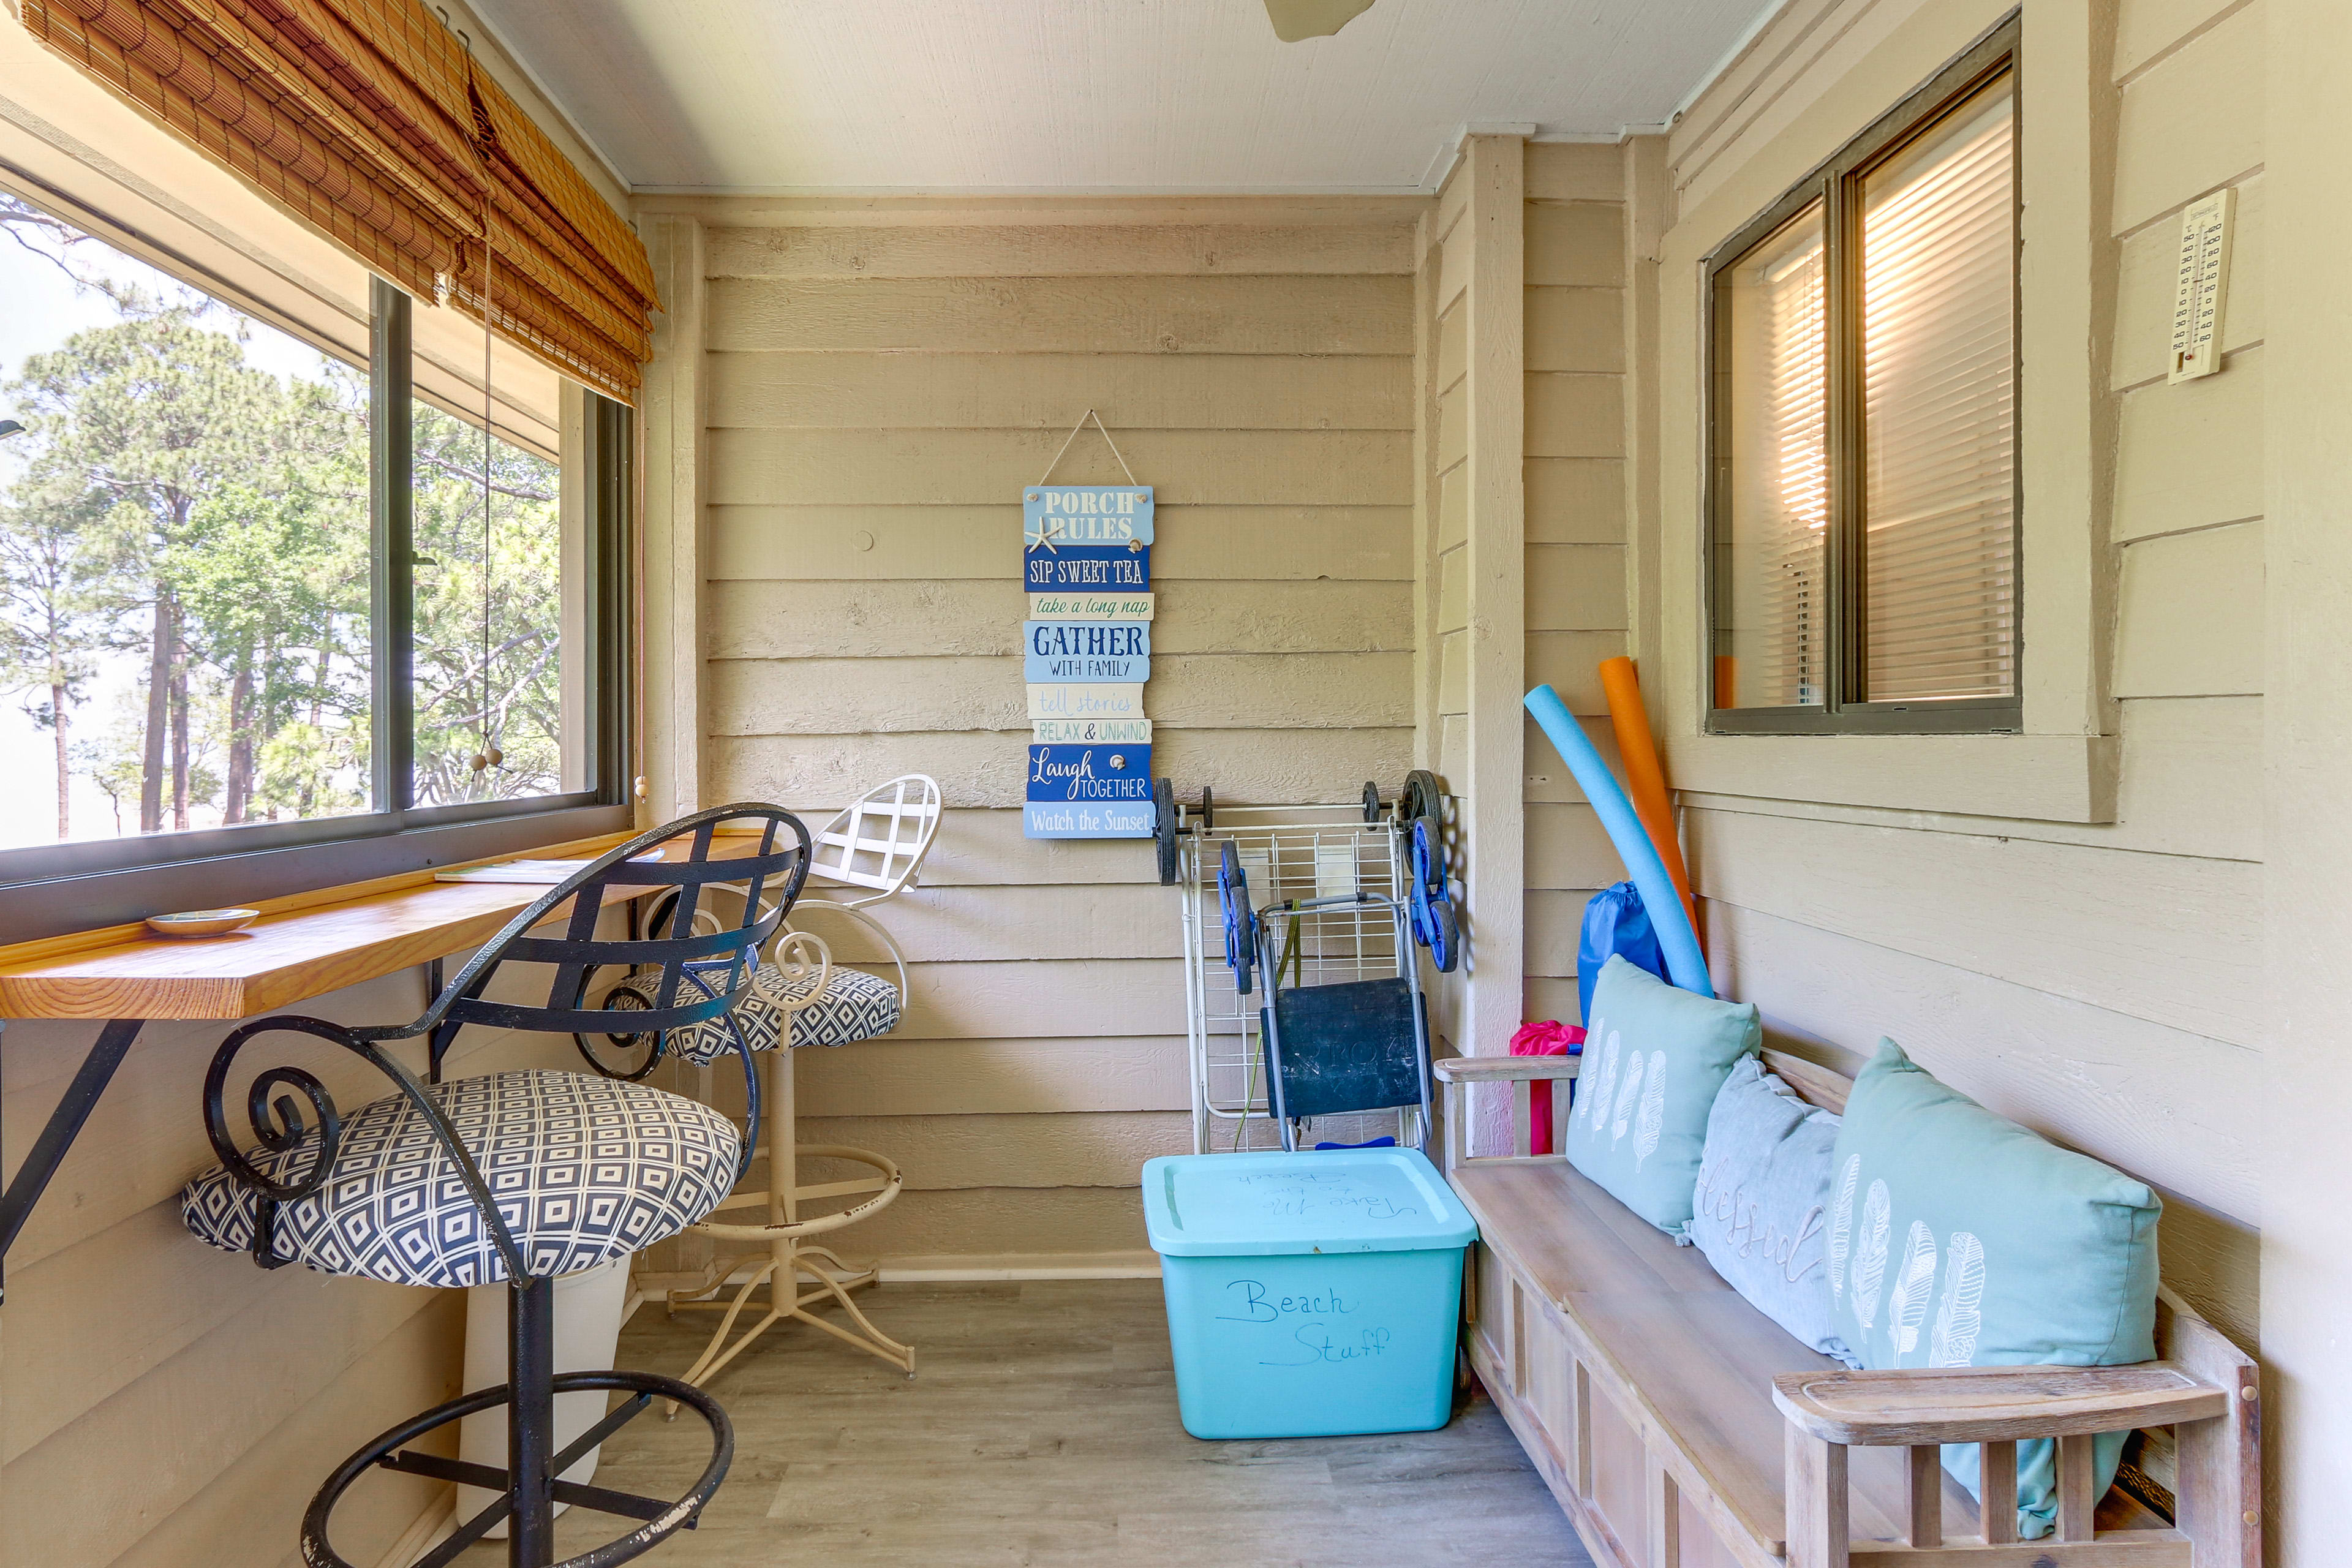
1564, 956, 1760, 1235
1828, 1040, 2161, 1541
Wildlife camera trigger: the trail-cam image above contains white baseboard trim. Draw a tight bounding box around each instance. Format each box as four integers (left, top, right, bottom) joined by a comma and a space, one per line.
375, 1498, 455, 1568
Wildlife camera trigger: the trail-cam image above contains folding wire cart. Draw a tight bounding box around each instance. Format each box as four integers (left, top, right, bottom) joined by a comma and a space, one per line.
1175, 803, 1427, 1153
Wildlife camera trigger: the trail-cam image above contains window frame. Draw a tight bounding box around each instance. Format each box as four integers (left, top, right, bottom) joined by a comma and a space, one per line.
1703, 15, 2023, 737
0, 231, 634, 941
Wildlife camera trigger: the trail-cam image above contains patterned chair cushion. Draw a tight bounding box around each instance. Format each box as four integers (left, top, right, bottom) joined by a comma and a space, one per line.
181, 1069, 740, 1289
605, 964, 902, 1066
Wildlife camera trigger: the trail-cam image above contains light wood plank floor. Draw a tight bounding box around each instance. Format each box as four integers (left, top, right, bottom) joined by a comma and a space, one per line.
452, 1278, 1591, 1566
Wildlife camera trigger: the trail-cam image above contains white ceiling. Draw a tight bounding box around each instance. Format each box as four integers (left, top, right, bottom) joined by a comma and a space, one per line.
470, 0, 1780, 195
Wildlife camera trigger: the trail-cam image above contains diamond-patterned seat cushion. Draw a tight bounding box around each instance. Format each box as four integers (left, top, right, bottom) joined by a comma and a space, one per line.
605, 964, 902, 1066
181, 1069, 741, 1288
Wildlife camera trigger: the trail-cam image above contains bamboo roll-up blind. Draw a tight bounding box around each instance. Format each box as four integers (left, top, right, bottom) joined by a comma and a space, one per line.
21, 0, 658, 402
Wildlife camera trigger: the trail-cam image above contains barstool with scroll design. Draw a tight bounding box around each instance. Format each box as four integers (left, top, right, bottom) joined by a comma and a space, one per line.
177, 803, 811, 1568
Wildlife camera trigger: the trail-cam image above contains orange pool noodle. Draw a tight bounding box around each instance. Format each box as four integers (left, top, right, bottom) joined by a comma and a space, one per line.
1598, 657, 1697, 934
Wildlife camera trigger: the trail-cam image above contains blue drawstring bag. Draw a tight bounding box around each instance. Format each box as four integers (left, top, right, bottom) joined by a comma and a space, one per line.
1578, 880, 1667, 1026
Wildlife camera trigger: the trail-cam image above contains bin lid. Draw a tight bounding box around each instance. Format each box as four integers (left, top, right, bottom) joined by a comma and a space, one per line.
1141, 1148, 1477, 1257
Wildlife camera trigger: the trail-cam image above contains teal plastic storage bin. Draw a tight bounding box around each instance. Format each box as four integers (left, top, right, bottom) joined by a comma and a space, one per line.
1142, 1148, 1478, 1439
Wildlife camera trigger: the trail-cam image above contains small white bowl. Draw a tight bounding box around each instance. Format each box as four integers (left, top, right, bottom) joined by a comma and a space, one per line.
145, 908, 261, 938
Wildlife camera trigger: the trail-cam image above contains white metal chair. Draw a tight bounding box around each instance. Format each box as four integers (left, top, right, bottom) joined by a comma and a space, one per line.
784, 774, 943, 996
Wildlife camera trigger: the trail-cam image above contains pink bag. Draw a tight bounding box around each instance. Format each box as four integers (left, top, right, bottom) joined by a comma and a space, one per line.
1509, 1020, 1586, 1155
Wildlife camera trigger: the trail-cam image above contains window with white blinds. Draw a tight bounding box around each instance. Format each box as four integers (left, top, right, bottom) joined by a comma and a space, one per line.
1861, 80, 2017, 703
1706, 24, 2019, 735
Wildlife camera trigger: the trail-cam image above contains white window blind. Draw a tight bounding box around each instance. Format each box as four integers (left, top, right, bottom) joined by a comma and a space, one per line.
1860, 79, 2017, 702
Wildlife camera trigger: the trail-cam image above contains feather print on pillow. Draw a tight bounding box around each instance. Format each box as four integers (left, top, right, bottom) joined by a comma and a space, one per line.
1886, 1219, 1938, 1359
1583, 1032, 1621, 1136
1610, 1049, 1647, 1144
1632, 1052, 1666, 1169
1850, 1179, 1891, 1332
1928, 1231, 1986, 1368
1827, 1153, 1860, 1294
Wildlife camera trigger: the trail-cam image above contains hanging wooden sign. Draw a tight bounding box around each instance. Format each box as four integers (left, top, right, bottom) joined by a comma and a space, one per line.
1022, 415, 1157, 839
1027, 683, 1145, 721
1024, 619, 1150, 684
1025, 742, 1155, 839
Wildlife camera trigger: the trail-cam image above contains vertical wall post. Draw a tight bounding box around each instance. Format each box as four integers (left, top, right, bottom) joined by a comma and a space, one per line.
1460, 134, 1528, 1115
637, 214, 708, 827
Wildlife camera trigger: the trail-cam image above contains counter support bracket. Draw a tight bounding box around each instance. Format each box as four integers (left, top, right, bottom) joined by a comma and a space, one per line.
0, 1017, 145, 1305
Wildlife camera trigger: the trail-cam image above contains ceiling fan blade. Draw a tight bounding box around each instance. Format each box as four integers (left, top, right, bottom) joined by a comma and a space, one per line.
1262, 0, 1379, 43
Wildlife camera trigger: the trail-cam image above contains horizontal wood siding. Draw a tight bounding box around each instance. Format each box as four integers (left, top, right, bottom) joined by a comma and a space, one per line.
700, 206, 1419, 1261
1652, 0, 2266, 1352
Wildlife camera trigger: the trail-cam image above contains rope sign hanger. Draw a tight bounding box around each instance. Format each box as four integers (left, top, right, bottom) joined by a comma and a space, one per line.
1035, 408, 1138, 487
1028, 410, 1140, 553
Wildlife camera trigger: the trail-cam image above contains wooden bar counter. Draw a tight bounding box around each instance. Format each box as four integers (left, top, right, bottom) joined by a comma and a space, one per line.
0, 829, 753, 1297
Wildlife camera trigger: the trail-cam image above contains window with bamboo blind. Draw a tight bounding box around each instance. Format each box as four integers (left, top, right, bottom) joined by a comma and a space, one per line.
1707, 17, 2020, 734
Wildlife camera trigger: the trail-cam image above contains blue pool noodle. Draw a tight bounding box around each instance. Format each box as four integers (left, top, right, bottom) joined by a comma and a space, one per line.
1523, 684, 1713, 997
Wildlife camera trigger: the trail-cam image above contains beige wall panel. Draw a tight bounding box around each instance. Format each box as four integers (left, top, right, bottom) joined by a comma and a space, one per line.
1437, 462, 1469, 551
2112, 176, 2264, 389
1526, 140, 1628, 202
820, 1184, 1146, 1264
1684, 696, 2263, 863
2113, 347, 2264, 541
1527, 543, 1629, 631
707, 274, 1412, 355
1524, 374, 1626, 458
911, 808, 1155, 887
707, 579, 1410, 659
705, 222, 1416, 279
1437, 382, 1468, 470
1438, 545, 1468, 635
1438, 300, 1468, 390
709, 503, 1412, 582
1438, 219, 1471, 312
886, 959, 1186, 1039
2116, 0, 2253, 78
794, 1036, 1193, 1118
709, 652, 1409, 735
1688, 807, 2261, 1046
99, 1298, 461, 1568
1525, 457, 1627, 543
2114, 522, 2264, 697
1705, 902, 2260, 1227
1523, 976, 1580, 1027
710, 729, 1410, 812
1526, 285, 1627, 373
2113, 2, 2264, 233
1525, 630, 1627, 714
1, 1271, 440, 1567
1439, 629, 1468, 713
1525, 202, 1627, 287
1526, 802, 1626, 891
1439, 712, 1468, 788
783, 884, 1181, 963
2155, 1191, 2260, 1354
707, 350, 1413, 431
1521, 714, 1626, 804
800, 1110, 1188, 1190
1526, 888, 1603, 977
707, 427, 1411, 507
1665, 0, 1852, 178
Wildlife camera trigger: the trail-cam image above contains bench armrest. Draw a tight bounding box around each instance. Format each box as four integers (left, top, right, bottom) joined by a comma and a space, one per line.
1431, 1056, 1580, 1084
1771, 1362, 2228, 1447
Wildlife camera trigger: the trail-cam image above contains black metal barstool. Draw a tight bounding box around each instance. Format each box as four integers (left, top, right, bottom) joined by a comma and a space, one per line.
178, 803, 812, 1568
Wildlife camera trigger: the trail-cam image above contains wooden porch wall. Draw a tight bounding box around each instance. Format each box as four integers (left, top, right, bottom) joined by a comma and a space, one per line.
638, 195, 1424, 1264
1653, 0, 2263, 1358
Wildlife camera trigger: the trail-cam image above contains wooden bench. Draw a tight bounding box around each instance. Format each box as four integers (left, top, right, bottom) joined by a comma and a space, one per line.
1432, 1048, 2260, 1568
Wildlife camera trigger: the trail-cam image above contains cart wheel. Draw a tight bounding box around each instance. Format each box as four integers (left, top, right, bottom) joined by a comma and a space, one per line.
1218, 840, 1257, 995
1425, 891, 1460, 973
1362, 780, 1383, 824
1410, 815, 1445, 895
1198, 785, 1214, 833
1400, 769, 1441, 826
1153, 778, 1178, 886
